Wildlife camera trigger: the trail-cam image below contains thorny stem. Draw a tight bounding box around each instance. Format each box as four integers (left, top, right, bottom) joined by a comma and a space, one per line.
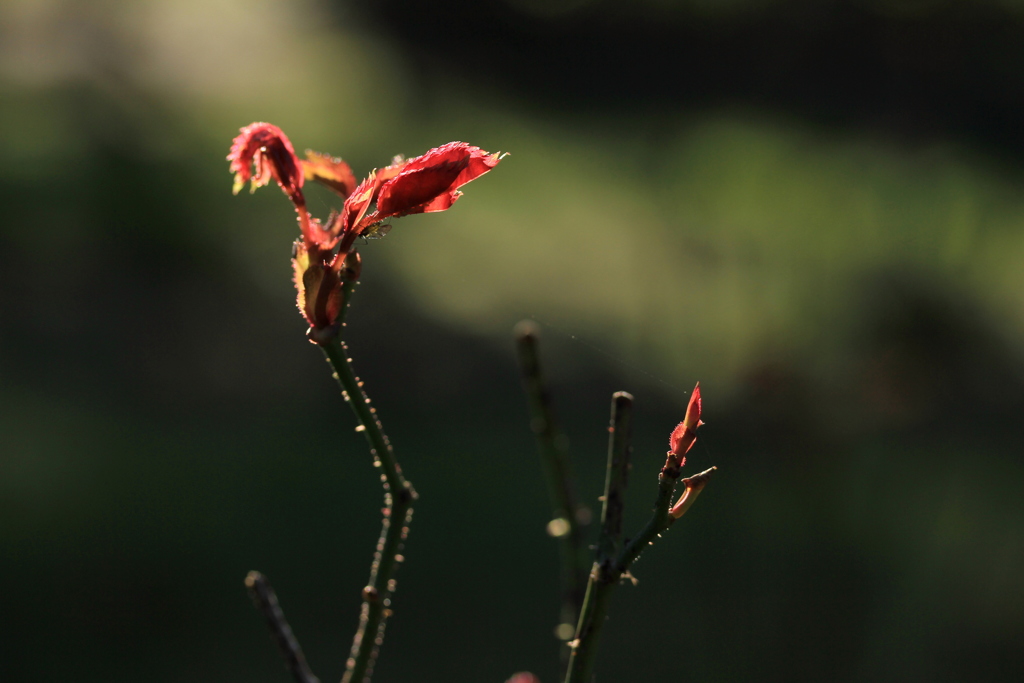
336, 280, 357, 329
321, 334, 417, 683
564, 395, 717, 683
244, 571, 320, 683
514, 321, 589, 665
619, 465, 717, 573
565, 392, 633, 683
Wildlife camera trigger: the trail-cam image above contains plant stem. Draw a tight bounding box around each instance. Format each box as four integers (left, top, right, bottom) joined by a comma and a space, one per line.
244, 571, 320, 683
564, 566, 617, 683
321, 337, 417, 683
514, 321, 589, 658
565, 392, 633, 683
336, 280, 357, 329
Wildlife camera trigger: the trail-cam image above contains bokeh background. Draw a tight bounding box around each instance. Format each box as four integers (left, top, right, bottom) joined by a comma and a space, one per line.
4, 0, 1024, 681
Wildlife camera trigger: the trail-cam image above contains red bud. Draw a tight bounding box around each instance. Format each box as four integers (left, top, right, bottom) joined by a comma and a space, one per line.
668, 383, 703, 460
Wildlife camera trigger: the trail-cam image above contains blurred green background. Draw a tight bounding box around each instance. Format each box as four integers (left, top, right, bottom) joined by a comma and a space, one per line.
3, 0, 1024, 681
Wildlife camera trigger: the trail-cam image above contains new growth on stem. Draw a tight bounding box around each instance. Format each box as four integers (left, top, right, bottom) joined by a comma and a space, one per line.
228, 122, 501, 344
229, 122, 501, 683
564, 383, 717, 683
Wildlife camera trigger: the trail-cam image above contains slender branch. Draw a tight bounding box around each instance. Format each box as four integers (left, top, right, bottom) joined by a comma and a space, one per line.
321, 337, 417, 683
244, 571, 321, 683
514, 321, 589, 656
565, 392, 633, 683
598, 392, 633, 561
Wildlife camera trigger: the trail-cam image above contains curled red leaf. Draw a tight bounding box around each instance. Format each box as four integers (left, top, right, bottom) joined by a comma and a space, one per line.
227, 122, 304, 205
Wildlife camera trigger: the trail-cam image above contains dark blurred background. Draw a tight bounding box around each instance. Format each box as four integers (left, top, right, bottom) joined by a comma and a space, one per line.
3, 0, 1024, 681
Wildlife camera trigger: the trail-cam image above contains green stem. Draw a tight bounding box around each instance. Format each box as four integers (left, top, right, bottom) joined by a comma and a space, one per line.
564, 392, 633, 683
321, 337, 417, 683
514, 321, 589, 660
565, 564, 617, 683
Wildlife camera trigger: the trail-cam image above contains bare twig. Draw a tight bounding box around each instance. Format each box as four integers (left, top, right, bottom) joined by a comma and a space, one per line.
565, 392, 633, 683
244, 571, 320, 683
514, 321, 590, 658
